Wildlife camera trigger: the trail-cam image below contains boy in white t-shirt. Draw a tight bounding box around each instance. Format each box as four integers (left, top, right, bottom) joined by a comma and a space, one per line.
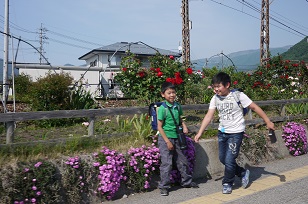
194, 72, 275, 194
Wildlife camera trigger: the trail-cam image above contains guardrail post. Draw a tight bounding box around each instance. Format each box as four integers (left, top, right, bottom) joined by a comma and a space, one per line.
281, 104, 286, 116
6, 121, 15, 144
88, 116, 95, 136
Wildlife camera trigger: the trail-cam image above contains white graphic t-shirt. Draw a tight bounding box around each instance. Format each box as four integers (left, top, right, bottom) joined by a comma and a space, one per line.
209, 91, 252, 133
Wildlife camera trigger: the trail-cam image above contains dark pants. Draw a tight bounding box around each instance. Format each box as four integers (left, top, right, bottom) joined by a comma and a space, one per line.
158, 136, 192, 189
218, 131, 246, 185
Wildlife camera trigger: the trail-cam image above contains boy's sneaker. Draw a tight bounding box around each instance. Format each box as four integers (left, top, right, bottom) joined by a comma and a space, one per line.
242, 169, 250, 189
222, 183, 232, 194
160, 188, 169, 196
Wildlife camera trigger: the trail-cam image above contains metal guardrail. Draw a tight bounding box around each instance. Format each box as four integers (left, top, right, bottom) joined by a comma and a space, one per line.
1, 98, 308, 144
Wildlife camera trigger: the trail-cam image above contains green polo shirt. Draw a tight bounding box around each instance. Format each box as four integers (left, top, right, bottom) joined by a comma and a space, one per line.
157, 101, 183, 139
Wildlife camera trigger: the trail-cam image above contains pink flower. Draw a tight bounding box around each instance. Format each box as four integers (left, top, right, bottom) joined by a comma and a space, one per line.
34, 162, 42, 168
82, 122, 89, 127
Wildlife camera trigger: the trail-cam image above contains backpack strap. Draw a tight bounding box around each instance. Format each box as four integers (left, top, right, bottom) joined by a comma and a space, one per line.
231, 90, 245, 115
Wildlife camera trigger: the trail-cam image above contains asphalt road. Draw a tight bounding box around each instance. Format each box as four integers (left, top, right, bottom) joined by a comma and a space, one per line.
110, 153, 308, 204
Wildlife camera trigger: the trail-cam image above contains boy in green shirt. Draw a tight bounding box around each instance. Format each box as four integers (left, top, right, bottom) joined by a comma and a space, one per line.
157, 82, 198, 196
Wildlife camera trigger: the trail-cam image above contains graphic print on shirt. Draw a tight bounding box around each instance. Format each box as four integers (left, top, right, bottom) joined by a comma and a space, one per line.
216, 100, 235, 121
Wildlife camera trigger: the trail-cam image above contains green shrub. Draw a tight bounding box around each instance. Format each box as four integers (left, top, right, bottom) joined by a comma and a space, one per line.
14, 73, 33, 102
28, 72, 73, 111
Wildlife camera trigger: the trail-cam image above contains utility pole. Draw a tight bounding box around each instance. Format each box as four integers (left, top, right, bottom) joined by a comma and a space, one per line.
38, 23, 48, 64
2, 0, 9, 107
260, 0, 270, 65
181, 0, 190, 67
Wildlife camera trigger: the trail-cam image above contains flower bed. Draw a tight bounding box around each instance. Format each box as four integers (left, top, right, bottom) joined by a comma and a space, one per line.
0, 135, 196, 203
282, 122, 308, 156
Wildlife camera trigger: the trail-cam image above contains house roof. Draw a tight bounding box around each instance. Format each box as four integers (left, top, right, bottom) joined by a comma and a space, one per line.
78, 42, 181, 60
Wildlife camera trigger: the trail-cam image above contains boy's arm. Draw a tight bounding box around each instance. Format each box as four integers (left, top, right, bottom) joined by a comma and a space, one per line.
249, 102, 275, 130
157, 119, 174, 150
182, 120, 188, 134
194, 109, 215, 142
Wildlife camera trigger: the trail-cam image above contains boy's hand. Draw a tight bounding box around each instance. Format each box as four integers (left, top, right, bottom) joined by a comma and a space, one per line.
194, 134, 201, 143
266, 121, 275, 131
183, 127, 189, 134
166, 140, 174, 150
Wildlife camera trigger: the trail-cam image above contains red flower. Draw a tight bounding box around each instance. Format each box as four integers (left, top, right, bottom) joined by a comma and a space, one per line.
155, 68, 161, 73
186, 67, 193, 75
150, 67, 155, 72
137, 71, 145, 78
175, 77, 183, 85
169, 55, 174, 60
166, 78, 176, 84
285, 75, 289, 79
266, 64, 270, 68
166, 78, 173, 83
122, 67, 127, 72
149, 85, 154, 89
233, 81, 238, 85
284, 65, 288, 69
285, 60, 290, 63
174, 72, 181, 78
248, 74, 251, 77
157, 72, 163, 77
292, 63, 299, 67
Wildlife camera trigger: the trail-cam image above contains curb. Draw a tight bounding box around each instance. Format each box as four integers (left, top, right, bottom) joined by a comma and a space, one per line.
192, 128, 294, 180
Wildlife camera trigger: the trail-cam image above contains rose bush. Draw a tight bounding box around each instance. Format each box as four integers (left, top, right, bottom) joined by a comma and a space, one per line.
114, 52, 202, 104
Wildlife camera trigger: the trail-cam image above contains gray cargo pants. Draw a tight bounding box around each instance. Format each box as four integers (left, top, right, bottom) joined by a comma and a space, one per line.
158, 136, 192, 189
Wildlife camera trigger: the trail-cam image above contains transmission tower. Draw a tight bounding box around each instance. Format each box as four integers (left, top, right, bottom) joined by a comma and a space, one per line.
260, 0, 270, 65
181, 0, 190, 67
38, 23, 48, 64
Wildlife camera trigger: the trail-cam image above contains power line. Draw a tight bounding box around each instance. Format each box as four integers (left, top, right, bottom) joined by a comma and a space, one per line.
48, 30, 103, 47
0, 30, 56, 72
48, 38, 92, 50
250, 0, 308, 32
237, 0, 308, 36
207, 0, 308, 38
0, 14, 104, 52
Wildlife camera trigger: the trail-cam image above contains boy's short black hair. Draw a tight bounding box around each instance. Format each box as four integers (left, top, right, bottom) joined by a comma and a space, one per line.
211, 72, 231, 87
161, 82, 176, 93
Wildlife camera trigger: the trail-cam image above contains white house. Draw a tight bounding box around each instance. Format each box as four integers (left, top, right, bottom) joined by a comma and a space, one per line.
17, 41, 181, 98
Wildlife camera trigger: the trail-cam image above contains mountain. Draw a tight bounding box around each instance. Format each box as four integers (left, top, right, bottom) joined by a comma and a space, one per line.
192, 45, 292, 71
281, 36, 308, 61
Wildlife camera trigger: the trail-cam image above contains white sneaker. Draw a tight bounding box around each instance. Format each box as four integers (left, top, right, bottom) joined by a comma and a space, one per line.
222, 183, 232, 194
242, 169, 250, 188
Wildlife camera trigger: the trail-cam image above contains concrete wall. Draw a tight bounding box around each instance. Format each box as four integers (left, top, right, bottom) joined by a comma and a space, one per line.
192, 129, 293, 180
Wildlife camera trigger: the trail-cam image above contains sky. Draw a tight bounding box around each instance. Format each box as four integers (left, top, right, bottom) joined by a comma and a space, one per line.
0, 0, 307, 66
